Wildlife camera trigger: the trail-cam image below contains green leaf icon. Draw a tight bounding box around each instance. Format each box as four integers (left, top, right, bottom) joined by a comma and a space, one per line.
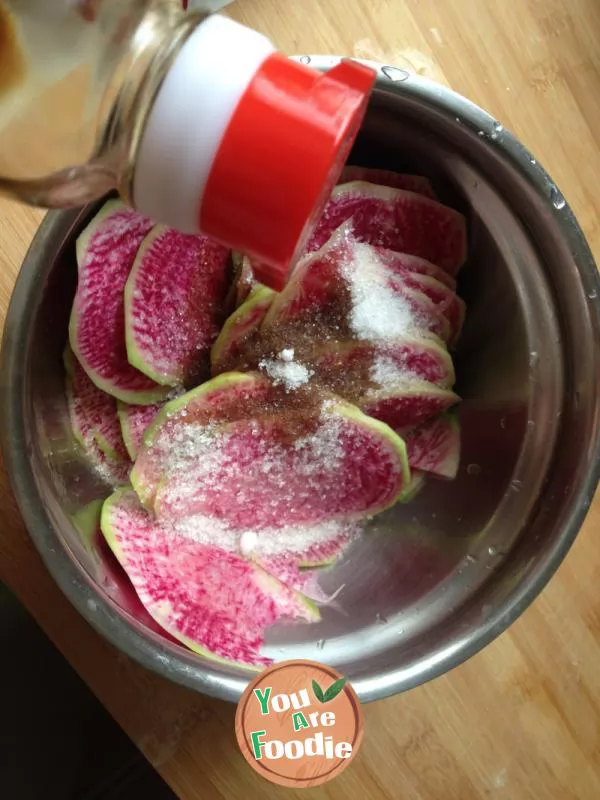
312, 679, 325, 703
323, 677, 347, 702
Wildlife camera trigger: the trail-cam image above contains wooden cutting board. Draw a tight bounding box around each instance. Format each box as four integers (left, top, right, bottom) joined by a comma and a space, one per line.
1, 1, 600, 797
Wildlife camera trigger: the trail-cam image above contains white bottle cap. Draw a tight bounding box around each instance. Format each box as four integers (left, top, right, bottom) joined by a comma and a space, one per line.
133, 15, 275, 234
133, 15, 376, 290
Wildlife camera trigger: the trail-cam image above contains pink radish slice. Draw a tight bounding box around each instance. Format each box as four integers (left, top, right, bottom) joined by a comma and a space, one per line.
255, 524, 358, 592
101, 488, 319, 668
307, 182, 467, 275
69, 201, 168, 404
381, 268, 465, 346
72, 500, 179, 643
131, 372, 275, 508
360, 380, 460, 431
372, 246, 456, 290
310, 338, 455, 392
125, 226, 229, 386
149, 400, 409, 528
211, 285, 275, 373
117, 401, 164, 461
340, 166, 437, 199
402, 413, 461, 479
263, 227, 450, 342
64, 347, 131, 483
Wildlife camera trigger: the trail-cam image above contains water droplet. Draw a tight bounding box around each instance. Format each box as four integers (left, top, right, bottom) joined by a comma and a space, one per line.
500, 416, 507, 429
490, 123, 503, 140
531, 158, 537, 165
382, 65, 410, 82
465, 554, 477, 564
550, 186, 566, 209
431, 512, 437, 519
456, 516, 463, 523
316, 639, 326, 650
299, 55, 311, 65
588, 289, 598, 300
527, 419, 535, 428
529, 350, 539, 367
467, 463, 481, 476
478, 130, 485, 137
510, 479, 523, 492
455, 116, 462, 124
376, 613, 389, 625
488, 545, 498, 557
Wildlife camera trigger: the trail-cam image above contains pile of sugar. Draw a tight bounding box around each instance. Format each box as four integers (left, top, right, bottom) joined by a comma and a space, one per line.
343, 242, 421, 341
258, 348, 313, 391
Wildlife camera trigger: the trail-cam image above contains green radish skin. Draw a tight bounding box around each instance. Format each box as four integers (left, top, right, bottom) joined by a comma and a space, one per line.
71, 498, 105, 560
210, 285, 275, 373
398, 469, 427, 502
117, 401, 163, 461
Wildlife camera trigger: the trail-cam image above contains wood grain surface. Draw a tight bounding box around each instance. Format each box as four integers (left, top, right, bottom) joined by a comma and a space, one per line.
1, 1, 600, 797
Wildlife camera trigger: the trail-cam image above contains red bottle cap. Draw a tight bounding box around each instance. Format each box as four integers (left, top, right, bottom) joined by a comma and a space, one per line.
199, 55, 376, 290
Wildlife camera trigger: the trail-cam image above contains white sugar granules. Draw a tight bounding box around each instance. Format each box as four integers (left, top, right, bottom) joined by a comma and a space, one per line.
171, 512, 356, 558
258, 348, 313, 391
371, 352, 418, 386
250, 519, 356, 557
155, 409, 348, 523
343, 242, 416, 341
150, 407, 361, 556
240, 530, 259, 556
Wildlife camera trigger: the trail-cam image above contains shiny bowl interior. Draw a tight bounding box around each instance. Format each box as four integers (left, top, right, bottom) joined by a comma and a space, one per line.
2, 58, 600, 703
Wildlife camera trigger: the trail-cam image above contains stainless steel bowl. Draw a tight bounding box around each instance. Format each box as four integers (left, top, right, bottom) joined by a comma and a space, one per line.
2, 57, 600, 703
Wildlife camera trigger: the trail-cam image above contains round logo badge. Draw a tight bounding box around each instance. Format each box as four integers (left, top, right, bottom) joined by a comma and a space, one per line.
235, 660, 364, 788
